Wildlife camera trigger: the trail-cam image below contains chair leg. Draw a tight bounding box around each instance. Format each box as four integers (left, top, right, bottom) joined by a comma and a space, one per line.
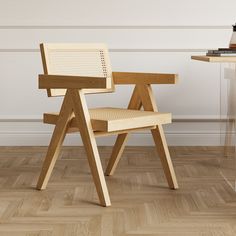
81, 132, 111, 206
151, 126, 178, 189
36, 94, 73, 190
70, 89, 111, 206
105, 86, 142, 176
105, 133, 129, 176
136, 84, 178, 189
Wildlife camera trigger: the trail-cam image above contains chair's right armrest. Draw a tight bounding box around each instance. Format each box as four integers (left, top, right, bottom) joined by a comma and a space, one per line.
112, 72, 178, 85
38, 74, 112, 89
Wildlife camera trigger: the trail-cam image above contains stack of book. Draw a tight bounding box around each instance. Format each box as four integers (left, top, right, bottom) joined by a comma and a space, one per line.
206, 48, 236, 57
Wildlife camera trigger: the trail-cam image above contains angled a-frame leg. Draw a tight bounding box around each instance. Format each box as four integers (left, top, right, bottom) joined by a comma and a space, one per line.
36, 92, 73, 190
37, 89, 110, 206
70, 89, 111, 206
105, 83, 178, 189
137, 84, 178, 189
105, 86, 142, 176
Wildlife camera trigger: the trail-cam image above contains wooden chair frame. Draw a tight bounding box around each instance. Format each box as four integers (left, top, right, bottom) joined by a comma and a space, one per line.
36, 44, 179, 207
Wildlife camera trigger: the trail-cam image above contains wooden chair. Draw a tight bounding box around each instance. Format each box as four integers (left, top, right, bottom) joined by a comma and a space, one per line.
37, 43, 179, 207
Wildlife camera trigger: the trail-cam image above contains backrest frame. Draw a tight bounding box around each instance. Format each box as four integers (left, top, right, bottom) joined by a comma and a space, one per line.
40, 43, 115, 97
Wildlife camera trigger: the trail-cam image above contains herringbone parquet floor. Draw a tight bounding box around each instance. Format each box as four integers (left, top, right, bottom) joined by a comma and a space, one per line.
0, 146, 236, 236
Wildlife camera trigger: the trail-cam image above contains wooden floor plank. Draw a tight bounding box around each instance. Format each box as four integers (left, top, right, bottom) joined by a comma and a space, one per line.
0, 146, 236, 236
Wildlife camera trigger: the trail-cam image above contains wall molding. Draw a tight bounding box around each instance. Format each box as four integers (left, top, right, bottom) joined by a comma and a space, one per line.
0, 25, 231, 30
0, 49, 207, 53
0, 118, 222, 123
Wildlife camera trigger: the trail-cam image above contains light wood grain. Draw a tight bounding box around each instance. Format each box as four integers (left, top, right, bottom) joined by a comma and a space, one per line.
36, 92, 73, 190
39, 74, 111, 89
0, 146, 235, 236
105, 86, 142, 176
113, 71, 178, 84
43, 112, 156, 136
44, 108, 171, 133
137, 84, 178, 189
105, 83, 178, 191
69, 89, 111, 206
191, 55, 236, 63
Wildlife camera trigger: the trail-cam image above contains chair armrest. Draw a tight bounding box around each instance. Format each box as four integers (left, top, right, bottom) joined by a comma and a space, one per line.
38, 74, 111, 89
112, 72, 178, 85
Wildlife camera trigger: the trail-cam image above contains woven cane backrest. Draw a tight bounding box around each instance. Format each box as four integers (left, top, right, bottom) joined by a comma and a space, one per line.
40, 43, 114, 96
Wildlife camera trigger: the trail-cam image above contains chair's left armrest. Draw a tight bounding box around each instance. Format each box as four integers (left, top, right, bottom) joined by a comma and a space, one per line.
38, 74, 111, 89
113, 72, 178, 85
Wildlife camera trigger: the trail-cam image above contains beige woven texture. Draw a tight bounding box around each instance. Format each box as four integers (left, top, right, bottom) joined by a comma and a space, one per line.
42, 44, 113, 96
89, 107, 169, 121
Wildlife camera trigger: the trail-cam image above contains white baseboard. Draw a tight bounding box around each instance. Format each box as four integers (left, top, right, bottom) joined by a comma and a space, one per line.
0, 120, 222, 146
0, 132, 222, 146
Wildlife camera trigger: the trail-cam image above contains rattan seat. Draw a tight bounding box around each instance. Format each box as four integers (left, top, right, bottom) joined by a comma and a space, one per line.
44, 108, 171, 132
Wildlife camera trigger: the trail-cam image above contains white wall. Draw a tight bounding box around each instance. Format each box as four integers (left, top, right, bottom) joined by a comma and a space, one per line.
0, 0, 235, 146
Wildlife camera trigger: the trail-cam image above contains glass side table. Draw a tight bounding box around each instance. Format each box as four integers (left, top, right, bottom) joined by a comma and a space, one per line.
192, 56, 236, 190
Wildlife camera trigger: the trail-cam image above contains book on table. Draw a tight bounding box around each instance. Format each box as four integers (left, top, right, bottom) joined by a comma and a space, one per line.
206, 48, 236, 57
